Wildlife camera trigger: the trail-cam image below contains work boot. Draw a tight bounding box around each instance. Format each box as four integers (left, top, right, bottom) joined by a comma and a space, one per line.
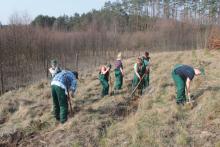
57, 123, 65, 131
137, 89, 142, 96
142, 88, 146, 94
100, 94, 104, 98
114, 89, 120, 95
176, 99, 185, 105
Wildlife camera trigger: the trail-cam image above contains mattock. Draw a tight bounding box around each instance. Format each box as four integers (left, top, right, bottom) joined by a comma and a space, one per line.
130, 74, 146, 97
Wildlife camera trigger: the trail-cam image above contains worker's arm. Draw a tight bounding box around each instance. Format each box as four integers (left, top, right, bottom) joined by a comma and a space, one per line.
69, 78, 77, 99
186, 78, 191, 98
101, 66, 110, 75
146, 63, 150, 74
134, 64, 141, 79
49, 67, 55, 75
69, 90, 74, 99
120, 67, 124, 76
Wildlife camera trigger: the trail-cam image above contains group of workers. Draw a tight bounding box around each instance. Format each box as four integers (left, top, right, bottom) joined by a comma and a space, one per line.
98, 52, 125, 97
98, 51, 150, 97
48, 51, 205, 124
132, 52, 150, 95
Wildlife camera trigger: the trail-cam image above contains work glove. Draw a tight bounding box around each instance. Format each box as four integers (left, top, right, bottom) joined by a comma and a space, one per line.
188, 95, 192, 102
187, 94, 195, 103
139, 76, 142, 80
107, 64, 112, 69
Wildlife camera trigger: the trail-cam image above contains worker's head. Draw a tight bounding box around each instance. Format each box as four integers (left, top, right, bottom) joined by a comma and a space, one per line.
194, 68, 201, 75
72, 71, 78, 79
51, 59, 58, 68
144, 51, 149, 58
137, 57, 143, 65
117, 52, 122, 60
194, 68, 204, 76
100, 65, 106, 73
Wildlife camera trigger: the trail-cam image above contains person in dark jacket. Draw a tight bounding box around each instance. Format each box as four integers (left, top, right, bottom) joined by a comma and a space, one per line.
172, 64, 204, 105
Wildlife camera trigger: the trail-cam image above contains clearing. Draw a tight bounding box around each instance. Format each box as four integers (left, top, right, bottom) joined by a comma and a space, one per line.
0, 49, 220, 147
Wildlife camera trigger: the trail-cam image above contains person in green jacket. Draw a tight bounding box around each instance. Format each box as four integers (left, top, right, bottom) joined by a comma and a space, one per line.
99, 64, 111, 97
114, 52, 124, 93
142, 51, 150, 89
132, 57, 146, 95
172, 64, 204, 105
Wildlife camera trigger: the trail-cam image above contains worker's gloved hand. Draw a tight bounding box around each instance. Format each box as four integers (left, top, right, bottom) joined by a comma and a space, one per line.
107, 64, 112, 69
187, 94, 195, 103
188, 95, 192, 101
190, 94, 194, 100
69, 91, 74, 99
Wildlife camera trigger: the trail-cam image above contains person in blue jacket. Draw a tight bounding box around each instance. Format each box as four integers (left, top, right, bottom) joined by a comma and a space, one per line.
51, 70, 78, 123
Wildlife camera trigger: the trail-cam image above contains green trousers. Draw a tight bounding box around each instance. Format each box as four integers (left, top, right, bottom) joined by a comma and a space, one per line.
132, 74, 144, 95
171, 65, 186, 103
51, 85, 68, 123
99, 74, 109, 97
143, 74, 149, 88
114, 69, 123, 90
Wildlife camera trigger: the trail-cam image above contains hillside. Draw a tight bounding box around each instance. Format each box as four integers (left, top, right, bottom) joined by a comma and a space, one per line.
0, 49, 220, 147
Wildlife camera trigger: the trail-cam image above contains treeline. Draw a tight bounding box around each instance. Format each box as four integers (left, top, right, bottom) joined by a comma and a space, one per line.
0, 26, 122, 94
0, 0, 219, 94
31, 0, 220, 32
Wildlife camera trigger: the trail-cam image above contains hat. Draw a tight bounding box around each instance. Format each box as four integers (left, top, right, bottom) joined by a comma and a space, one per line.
72, 71, 78, 79
137, 56, 143, 63
51, 59, 58, 66
117, 52, 122, 60
199, 68, 205, 76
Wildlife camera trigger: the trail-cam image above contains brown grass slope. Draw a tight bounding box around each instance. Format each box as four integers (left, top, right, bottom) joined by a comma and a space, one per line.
0, 49, 220, 147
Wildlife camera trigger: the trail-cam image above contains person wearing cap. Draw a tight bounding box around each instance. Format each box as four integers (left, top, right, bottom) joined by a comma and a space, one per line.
142, 51, 150, 88
99, 64, 111, 97
132, 57, 146, 95
51, 70, 78, 123
172, 64, 204, 105
49, 59, 61, 78
114, 52, 124, 92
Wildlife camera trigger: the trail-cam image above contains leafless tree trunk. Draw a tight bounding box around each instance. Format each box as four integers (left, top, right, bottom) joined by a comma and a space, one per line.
0, 63, 4, 94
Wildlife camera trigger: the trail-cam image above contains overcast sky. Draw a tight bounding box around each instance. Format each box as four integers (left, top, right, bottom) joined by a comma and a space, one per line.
0, 0, 116, 25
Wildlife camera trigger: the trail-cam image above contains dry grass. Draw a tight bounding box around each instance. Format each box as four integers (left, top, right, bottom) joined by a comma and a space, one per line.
0, 49, 220, 147
103, 49, 220, 147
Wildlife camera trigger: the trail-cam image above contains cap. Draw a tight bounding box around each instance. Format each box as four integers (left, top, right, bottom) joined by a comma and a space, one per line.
107, 63, 112, 69
199, 68, 205, 76
51, 59, 58, 66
